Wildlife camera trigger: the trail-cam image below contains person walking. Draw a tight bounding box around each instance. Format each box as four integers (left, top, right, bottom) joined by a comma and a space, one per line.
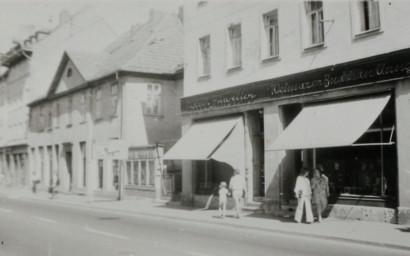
294, 168, 314, 224
311, 168, 329, 223
218, 181, 230, 219
229, 169, 246, 219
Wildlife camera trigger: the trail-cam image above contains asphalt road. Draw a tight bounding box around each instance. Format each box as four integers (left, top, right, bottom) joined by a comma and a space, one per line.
0, 196, 408, 256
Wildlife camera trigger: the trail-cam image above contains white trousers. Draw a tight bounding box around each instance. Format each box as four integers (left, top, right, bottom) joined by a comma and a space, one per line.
295, 195, 314, 223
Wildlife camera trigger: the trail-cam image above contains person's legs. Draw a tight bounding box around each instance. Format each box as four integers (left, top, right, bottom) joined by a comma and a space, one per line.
295, 197, 304, 223
233, 191, 241, 218
316, 201, 322, 222
222, 202, 226, 218
305, 196, 314, 223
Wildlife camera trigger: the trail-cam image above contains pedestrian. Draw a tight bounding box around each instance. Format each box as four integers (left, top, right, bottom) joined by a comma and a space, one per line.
229, 169, 246, 219
311, 168, 329, 223
50, 173, 59, 199
218, 181, 230, 219
294, 167, 314, 224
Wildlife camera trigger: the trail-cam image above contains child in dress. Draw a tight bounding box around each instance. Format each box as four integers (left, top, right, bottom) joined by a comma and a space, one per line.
218, 181, 230, 219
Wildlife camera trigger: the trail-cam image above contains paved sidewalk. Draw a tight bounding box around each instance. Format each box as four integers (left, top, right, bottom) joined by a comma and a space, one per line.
1, 187, 409, 251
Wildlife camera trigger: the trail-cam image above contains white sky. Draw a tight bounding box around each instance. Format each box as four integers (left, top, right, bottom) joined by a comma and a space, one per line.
0, 0, 183, 53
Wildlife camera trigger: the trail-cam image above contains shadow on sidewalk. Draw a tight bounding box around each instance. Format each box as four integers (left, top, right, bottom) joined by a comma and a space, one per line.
396, 227, 410, 232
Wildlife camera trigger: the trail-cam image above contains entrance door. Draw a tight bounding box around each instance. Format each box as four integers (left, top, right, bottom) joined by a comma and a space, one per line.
249, 110, 265, 198
65, 151, 72, 190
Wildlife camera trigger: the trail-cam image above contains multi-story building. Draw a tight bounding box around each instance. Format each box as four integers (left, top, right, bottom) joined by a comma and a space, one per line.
0, 8, 122, 189
166, 0, 410, 224
28, 13, 183, 199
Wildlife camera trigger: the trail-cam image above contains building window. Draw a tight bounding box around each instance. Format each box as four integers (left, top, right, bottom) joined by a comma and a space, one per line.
198, 35, 211, 77
262, 10, 279, 59
144, 84, 161, 115
352, 0, 381, 36
110, 84, 119, 116
227, 24, 242, 69
98, 159, 103, 189
47, 106, 52, 129
80, 92, 86, 122
66, 68, 72, 78
112, 160, 119, 190
304, 1, 324, 46
95, 87, 103, 119
149, 161, 155, 186
40, 106, 45, 129
55, 102, 60, 127
67, 97, 72, 125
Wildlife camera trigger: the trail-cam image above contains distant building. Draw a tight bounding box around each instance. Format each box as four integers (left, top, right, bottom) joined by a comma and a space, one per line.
166, 0, 410, 224
28, 13, 183, 199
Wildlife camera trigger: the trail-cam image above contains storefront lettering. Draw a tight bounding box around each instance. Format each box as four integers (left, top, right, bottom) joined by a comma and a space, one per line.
128, 149, 157, 159
182, 51, 410, 113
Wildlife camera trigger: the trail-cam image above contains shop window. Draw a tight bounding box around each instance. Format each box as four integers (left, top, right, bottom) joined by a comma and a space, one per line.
98, 159, 103, 189
198, 35, 211, 77
315, 97, 397, 203
261, 10, 279, 59
303, 1, 324, 48
141, 161, 147, 186
126, 161, 132, 185
227, 23, 242, 69
195, 160, 233, 195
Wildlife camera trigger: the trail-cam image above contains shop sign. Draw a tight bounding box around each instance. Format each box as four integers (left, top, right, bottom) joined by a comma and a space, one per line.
128, 148, 158, 159
93, 140, 128, 160
182, 49, 410, 113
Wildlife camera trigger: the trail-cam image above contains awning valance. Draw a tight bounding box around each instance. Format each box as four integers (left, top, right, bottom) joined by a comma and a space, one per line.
164, 116, 243, 162
267, 94, 391, 151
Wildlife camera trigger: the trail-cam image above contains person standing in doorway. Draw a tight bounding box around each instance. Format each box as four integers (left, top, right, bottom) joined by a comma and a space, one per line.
229, 169, 246, 219
294, 168, 314, 224
311, 168, 329, 223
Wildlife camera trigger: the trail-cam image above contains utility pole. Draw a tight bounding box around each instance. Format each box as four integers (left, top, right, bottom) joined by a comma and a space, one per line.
86, 88, 94, 203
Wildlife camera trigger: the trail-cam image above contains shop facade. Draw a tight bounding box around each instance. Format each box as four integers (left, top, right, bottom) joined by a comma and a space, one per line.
172, 48, 410, 224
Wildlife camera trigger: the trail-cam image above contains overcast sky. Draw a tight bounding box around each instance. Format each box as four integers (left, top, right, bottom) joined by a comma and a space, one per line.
0, 0, 183, 53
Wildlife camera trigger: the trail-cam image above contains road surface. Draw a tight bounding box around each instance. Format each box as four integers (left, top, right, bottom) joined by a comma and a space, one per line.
0, 196, 408, 256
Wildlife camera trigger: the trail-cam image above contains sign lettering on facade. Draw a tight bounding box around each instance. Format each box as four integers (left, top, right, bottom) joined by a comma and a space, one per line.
128, 148, 158, 159
181, 50, 410, 113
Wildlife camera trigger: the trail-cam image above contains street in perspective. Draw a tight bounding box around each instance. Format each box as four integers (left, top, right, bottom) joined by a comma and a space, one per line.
1, 0, 410, 255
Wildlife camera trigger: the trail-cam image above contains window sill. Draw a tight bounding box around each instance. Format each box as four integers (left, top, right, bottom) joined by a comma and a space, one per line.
226, 66, 242, 74
261, 55, 281, 64
303, 43, 326, 52
353, 28, 383, 40
197, 74, 211, 82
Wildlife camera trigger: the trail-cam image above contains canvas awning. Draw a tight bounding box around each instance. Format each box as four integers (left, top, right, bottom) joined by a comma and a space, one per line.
164, 116, 245, 170
267, 94, 391, 151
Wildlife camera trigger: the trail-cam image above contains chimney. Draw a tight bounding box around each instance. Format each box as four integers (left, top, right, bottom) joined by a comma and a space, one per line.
59, 10, 71, 25
177, 6, 184, 24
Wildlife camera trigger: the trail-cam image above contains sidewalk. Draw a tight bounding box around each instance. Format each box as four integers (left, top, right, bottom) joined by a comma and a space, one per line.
1, 187, 409, 251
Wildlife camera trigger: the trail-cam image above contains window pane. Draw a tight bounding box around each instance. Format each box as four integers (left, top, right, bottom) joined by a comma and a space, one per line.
133, 161, 139, 185
126, 161, 132, 185
149, 161, 155, 186
141, 161, 146, 185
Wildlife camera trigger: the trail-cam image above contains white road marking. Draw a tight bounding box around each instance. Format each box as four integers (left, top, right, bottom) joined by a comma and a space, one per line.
85, 226, 129, 240
32, 216, 57, 224
0, 208, 13, 213
188, 252, 213, 256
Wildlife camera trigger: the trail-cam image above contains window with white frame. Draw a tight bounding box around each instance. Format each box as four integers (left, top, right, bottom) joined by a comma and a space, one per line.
125, 159, 155, 187
227, 24, 242, 68
262, 10, 279, 59
55, 102, 60, 127
67, 97, 72, 125
110, 84, 119, 116
80, 92, 86, 122
353, 0, 380, 35
304, 1, 324, 46
198, 35, 211, 76
144, 84, 161, 115
95, 87, 103, 119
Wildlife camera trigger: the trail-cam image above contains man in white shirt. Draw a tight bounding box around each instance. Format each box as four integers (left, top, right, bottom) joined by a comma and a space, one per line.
229, 169, 246, 218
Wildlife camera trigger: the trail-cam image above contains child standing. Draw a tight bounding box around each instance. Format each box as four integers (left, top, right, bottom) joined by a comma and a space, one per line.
218, 181, 230, 219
